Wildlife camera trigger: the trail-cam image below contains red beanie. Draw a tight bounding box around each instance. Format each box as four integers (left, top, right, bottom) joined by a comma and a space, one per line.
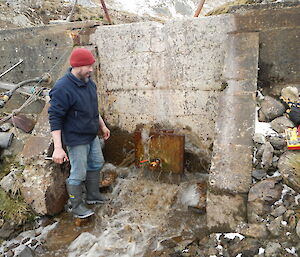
69, 48, 96, 67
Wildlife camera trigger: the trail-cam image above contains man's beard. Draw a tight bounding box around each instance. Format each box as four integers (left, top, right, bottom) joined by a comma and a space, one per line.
78, 72, 91, 83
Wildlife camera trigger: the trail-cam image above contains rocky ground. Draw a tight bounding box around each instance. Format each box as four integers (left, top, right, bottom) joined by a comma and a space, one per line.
0, 0, 296, 29
0, 1, 299, 257
1, 86, 300, 256
0, 0, 160, 30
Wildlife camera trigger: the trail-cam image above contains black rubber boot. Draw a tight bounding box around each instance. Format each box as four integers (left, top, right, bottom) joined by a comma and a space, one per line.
85, 171, 109, 204
66, 182, 94, 218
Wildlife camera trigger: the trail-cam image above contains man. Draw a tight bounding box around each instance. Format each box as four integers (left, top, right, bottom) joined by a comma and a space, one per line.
48, 47, 110, 219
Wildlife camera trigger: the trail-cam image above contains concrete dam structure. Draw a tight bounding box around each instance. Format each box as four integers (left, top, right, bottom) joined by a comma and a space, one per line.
0, 2, 299, 256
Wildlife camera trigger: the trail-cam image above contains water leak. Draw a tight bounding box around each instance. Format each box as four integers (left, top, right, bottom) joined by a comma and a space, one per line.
41, 167, 208, 257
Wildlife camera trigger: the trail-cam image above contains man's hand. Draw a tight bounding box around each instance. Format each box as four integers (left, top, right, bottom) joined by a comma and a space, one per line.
101, 125, 110, 140
52, 147, 69, 164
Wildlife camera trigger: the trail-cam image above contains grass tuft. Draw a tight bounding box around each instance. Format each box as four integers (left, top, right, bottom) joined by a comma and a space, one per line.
0, 188, 33, 225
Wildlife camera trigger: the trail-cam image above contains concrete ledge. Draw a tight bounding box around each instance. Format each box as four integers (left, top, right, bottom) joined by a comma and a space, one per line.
209, 144, 253, 194
207, 192, 247, 232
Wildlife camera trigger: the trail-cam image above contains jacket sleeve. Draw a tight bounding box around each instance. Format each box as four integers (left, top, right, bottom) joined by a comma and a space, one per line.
48, 86, 72, 132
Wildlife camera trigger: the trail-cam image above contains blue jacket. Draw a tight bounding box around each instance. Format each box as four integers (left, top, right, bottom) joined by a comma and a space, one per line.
48, 69, 99, 146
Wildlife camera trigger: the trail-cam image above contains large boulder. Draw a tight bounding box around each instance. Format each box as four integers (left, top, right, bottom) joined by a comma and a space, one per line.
278, 151, 300, 192
21, 161, 69, 216
20, 103, 69, 215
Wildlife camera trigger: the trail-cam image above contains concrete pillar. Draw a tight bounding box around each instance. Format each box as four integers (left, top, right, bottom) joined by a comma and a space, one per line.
207, 32, 259, 232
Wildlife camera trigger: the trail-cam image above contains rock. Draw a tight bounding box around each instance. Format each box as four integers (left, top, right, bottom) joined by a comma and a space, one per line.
267, 216, 283, 237
20, 162, 69, 216
252, 169, 267, 180
0, 222, 15, 239
101, 170, 118, 187
268, 136, 286, 150
228, 238, 260, 257
160, 238, 177, 248
0, 123, 13, 132
288, 214, 297, 231
7, 242, 20, 250
265, 242, 282, 257
270, 116, 294, 133
253, 133, 266, 144
271, 205, 287, 217
30, 239, 38, 247
237, 223, 268, 239
17, 245, 35, 257
281, 86, 299, 103
272, 156, 279, 169
284, 210, 295, 220
248, 201, 270, 223
248, 178, 283, 204
33, 245, 46, 255
273, 149, 285, 157
21, 237, 30, 244
255, 144, 265, 160
296, 221, 300, 238
248, 178, 283, 223
259, 96, 286, 122
278, 151, 300, 192
6, 250, 14, 257
261, 142, 274, 170
0, 168, 22, 195
282, 190, 297, 208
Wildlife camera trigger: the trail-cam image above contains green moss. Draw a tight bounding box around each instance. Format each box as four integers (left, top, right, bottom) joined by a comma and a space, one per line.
0, 156, 33, 225
0, 188, 34, 225
0, 155, 24, 181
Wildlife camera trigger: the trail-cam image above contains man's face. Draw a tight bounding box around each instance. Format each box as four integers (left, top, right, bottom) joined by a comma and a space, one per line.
78, 65, 93, 83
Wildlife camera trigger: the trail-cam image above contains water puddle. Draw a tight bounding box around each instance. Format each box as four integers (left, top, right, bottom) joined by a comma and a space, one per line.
42, 168, 207, 257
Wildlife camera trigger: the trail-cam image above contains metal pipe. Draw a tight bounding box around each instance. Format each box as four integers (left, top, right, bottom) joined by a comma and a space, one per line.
100, 0, 112, 24
66, 0, 78, 22
0, 132, 14, 148
0, 59, 23, 79
194, 0, 206, 17
7, 73, 51, 96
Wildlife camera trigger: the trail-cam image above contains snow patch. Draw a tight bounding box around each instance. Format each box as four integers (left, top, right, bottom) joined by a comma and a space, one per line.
223, 233, 244, 240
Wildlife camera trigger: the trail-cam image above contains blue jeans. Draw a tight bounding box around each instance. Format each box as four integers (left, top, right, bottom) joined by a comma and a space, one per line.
66, 137, 104, 185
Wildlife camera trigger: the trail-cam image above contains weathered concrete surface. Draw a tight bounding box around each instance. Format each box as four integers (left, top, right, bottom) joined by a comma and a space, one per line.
206, 192, 247, 232
0, 21, 99, 85
91, 16, 236, 149
207, 32, 259, 231
232, 5, 300, 94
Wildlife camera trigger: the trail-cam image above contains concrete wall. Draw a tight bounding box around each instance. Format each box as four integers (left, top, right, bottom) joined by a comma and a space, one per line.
0, 26, 73, 84
91, 16, 235, 149
0, 21, 100, 115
